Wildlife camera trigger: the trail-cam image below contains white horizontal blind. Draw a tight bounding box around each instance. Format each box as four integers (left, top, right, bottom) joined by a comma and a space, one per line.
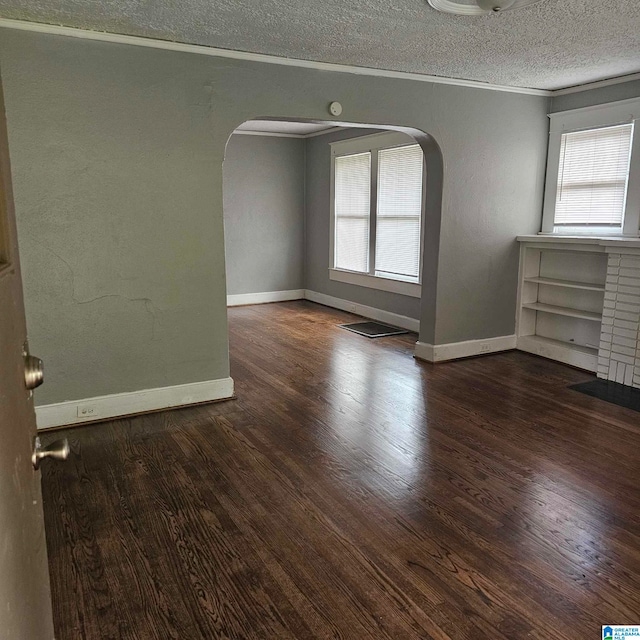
554, 123, 634, 228
376, 144, 423, 280
334, 152, 371, 273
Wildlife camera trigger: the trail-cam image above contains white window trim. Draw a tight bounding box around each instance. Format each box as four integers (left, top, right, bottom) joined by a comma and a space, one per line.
329, 131, 425, 296
541, 97, 640, 237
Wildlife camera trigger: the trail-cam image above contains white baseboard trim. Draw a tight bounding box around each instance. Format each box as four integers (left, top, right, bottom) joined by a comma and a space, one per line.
304, 289, 420, 332
35, 377, 235, 430
227, 289, 305, 307
414, 335, 517, 363
413, 341, 435, 362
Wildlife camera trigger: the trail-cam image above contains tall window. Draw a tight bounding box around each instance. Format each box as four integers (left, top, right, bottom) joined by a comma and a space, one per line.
376, 145, 423, 281
542, 99, 640, 236
331, 133, 424, 297
334, 152, 371, 273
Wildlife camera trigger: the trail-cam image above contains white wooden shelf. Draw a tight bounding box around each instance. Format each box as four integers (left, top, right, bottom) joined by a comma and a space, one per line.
517, 335, 598, 372
524, 276, 605, 292
522, 302, 602, 322
519, 335, 597, 356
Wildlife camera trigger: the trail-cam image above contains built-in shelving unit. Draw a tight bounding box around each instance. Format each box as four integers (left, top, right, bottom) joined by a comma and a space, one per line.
516, 238, 607, 372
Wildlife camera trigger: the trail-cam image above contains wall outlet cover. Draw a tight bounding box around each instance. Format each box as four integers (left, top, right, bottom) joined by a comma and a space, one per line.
77, 405, 97, 418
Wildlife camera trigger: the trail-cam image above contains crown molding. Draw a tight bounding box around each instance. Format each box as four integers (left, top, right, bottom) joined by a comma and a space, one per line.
4, 17, 637, 98
0, 17, 551, 97
552, 72, 640, 96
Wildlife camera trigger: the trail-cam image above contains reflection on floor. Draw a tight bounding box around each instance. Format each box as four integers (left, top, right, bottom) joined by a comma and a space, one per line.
41, 300, 640, 639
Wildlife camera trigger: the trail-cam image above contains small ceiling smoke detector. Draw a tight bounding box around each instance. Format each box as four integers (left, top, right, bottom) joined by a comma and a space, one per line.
329, 101, 343, 116
428, 0, 543, 14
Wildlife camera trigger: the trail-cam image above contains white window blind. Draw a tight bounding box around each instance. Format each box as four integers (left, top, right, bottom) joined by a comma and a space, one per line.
554, 123, 634, 228
376, 145, 423, 280
334, 152, 371, 273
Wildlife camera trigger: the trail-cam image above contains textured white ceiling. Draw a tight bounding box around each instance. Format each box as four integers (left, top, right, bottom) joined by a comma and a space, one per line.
0, 0, 639, 90
235, 121, 335, 135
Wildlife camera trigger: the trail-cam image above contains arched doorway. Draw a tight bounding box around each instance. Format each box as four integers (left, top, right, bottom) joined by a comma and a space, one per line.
221, 117, 444, 359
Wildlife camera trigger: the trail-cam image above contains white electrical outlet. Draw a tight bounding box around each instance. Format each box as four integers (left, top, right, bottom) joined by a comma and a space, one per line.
77, 405, 97, 419
479, 343, 491, 353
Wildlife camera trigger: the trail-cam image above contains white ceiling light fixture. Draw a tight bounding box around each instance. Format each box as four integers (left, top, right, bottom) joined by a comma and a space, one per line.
427, 0, 544, 14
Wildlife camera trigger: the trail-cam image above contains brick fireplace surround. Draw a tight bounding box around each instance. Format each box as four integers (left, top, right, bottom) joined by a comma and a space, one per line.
599, 249, 640, 386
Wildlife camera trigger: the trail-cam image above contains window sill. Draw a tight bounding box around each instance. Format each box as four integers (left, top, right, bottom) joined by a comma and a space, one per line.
549, 226, 626, 236
517, 235, 640, 250
329, 268, 421, 298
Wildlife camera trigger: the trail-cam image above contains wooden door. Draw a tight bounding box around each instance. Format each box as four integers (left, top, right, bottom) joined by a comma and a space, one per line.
0, 69, 55, 638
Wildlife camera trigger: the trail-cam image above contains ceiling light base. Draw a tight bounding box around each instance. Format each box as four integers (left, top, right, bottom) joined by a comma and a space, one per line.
427, 0, 544, 15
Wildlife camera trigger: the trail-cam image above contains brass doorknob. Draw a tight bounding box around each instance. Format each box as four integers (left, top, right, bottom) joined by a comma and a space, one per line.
24, 354, 44, 390
32, 437, 70, 470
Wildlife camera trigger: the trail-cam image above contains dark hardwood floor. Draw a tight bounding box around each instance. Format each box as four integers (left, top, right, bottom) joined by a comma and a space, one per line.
41, 301, 640, 639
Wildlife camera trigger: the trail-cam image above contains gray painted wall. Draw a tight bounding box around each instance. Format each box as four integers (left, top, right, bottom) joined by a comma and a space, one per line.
433, 99, 547, 343
223, 134, 305, 296
0, 28, 548, 405
304, 127, 422, 321
551, 78, 640, 113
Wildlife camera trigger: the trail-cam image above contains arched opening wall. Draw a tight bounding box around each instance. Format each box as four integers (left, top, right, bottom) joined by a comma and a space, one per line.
0, 29, 549, 415
222, 119, 444, 349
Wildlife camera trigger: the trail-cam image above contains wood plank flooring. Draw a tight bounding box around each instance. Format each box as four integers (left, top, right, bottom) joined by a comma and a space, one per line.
41, 301, 640, 639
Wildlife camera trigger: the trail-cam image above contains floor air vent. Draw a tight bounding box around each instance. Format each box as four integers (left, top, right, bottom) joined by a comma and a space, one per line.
339, 322, 408, 338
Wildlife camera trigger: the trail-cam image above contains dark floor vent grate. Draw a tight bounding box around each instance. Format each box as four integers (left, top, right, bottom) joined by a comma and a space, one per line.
569, 379, 640, 413
339, 321, 408, 338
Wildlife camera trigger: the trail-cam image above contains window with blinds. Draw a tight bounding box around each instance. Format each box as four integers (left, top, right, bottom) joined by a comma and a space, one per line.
334, 152, 371, 273
376, 145, 423, 280
554, 123, 634, 229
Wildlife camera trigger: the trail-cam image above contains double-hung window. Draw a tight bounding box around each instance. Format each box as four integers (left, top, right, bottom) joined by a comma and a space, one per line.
542, 98, 640, 236
330, 132, 424, 297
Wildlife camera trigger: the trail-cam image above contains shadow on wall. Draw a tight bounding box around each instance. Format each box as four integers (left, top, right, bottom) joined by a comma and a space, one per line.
221, 117, 444, 345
